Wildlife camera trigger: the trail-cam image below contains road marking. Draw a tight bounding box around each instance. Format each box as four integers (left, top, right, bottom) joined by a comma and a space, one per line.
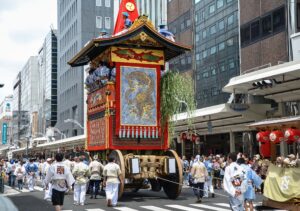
113, 207, 139, 211
191, 204, 230, 211
34, 186, 44, 191
214, 203, 230, 208
165, 205, 204, 211
141, 205, 172, 211
86, 209, 106, 211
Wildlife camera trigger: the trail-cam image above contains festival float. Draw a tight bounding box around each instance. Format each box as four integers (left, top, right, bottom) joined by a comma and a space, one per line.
68, 0, 192, 199
251, 118, 300, 211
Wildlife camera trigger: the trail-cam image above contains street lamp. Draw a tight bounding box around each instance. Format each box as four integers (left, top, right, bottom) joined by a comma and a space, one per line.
64, 119, 84, 129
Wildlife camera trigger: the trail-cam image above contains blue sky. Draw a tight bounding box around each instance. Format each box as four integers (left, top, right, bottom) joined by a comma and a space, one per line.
0, 0, 57, 101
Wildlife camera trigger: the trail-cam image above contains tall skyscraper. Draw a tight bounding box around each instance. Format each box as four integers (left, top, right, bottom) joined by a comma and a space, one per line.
57, 0, 114, 138
37, 30, 58, 137
12, 56, 39, 145
194, 0, 239, 108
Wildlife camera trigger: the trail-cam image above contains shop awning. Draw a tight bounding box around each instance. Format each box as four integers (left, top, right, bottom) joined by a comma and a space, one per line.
173, 103, 271, 135
248, 115, 300, 129
36, 135, 86, 150
223, 60, 300, 102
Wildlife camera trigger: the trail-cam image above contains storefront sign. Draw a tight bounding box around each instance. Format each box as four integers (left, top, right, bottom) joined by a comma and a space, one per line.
2, 123, 7, 144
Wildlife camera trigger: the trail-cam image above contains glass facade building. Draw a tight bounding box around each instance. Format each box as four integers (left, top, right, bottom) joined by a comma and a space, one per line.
57, 0, 114, 138
194, 0, 239, 108
37, 30, 58, 136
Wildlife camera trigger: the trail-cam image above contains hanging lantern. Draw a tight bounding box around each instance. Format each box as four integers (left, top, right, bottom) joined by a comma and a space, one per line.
195, 136, 200, 145
269, 130, 284, 144
191, 134, 197, 142
284, 128, 300, 144
256, 131, 270, 143
180, 132, 187, 142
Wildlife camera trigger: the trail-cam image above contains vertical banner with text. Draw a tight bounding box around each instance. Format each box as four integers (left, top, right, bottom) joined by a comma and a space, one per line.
2, 123, 7, 144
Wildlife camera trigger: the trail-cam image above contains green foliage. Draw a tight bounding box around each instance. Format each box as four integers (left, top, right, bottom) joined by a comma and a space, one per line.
160, 71, 196, 135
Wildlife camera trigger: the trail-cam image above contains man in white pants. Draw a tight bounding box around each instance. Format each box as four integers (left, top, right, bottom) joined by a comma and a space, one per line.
25, 158, 38, 192
72, 156, 90, 206
43, 158, 53, 201
103, 155, 122, 207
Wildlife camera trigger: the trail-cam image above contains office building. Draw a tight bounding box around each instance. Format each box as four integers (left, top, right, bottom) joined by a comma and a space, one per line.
37, 30, 58, 137
12, 57, 39, 146
57, 0, 114, 138
240, 0, 289, 73
194, 0, 239, 108
167, 0, 193, 74
114, 0, 167, 28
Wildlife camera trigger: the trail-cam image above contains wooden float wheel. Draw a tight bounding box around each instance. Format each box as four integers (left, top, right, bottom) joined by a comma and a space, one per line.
109, 150, 125, 198
162, 150, 183, 199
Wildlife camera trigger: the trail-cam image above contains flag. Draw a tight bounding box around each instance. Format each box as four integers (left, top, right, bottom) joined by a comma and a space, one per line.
113, 0, 139, 35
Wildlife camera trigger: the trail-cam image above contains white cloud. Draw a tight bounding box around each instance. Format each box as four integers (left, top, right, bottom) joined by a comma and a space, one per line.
0, 0, 57, 102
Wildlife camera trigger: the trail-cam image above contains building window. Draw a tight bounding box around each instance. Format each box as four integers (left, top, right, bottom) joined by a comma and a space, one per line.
227, 38, 234, 46
273, 7, 285, 32
227, 14, 234, 25
105, 0, 110, 7
211, 87, 219, 96
187, 56, 192, 64
219, 61, 226, 72
202, 29, 207, 39
218, 42, 225, 51
105, 17, 111, 29
210, 24, 216, 34
196, 53, 200, 61
96, 0, 102, 6
262, 15, 272, 37
202, 71, 209, 78
241, 25, 250, 46
211, 66, 217, 75
251, 20, 260, 41
202, 50, 207, 58
227, 0, 233, 3
195, 0, 202, 4
219, 19, 225, 30
228, 58, 235, 69
209, 4, 215, 14
217, 0, 224, 9
196, 34, 200, 42
210, 46, 217, 55
96, 16, 102, 28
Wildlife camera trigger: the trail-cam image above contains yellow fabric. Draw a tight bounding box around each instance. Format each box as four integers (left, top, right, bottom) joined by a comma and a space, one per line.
264, 164, 300, 202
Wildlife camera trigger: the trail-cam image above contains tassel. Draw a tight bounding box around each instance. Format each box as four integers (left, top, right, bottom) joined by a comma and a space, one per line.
135, 127, 139, 138
148, 127, 151, 138
132, 126, 135, 138
143, 127, 147, 139
152, 127, 155, 138
127, 126, 130, 138
122, 126, 126, 138
119, 127, 122, 138
140, 127, 143, 138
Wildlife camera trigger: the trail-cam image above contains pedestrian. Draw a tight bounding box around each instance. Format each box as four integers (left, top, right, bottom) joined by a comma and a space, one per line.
14, 161, 25, 190
89, 155, 104, 199
43, 158, 53, 201
44, 152, 75, 211
103, 155, 123, 207
223, 152, 247, 211
203, 155, 215, 197
25, 158, 38, 192
72, 156, 90, 206
237, 158, 262, 211
190, 155, 208, 203
182, 156, 189, 186
7, 159, 16, 187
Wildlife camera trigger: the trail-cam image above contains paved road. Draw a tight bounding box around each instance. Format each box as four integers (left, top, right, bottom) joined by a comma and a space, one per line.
5, 184, 265, 211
